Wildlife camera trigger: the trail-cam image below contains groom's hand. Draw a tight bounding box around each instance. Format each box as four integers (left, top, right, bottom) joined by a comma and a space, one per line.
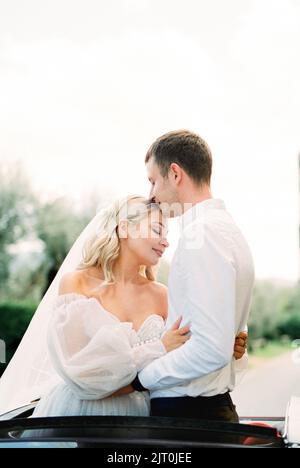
234, 331, 248, 360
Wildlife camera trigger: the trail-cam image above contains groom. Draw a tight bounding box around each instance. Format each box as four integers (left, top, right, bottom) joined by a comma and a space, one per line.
133, 130, 254, 422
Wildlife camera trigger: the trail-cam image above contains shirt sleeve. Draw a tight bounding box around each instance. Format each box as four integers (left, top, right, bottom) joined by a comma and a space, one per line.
234, 349, 249, 386
138, 221, 237, 391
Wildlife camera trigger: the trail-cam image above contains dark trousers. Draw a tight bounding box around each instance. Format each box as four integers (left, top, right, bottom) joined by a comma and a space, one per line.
150, 392, 239, 423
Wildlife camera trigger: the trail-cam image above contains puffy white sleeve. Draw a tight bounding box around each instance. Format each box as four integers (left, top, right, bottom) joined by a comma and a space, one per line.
47, 294, 166, 400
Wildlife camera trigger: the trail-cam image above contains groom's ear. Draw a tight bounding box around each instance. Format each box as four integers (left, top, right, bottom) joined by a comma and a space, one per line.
118, 220, 129, 239
169, 163, 182, 185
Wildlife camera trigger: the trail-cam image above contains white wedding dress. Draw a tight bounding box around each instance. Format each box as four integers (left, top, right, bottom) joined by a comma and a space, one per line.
32, 293, 166, 418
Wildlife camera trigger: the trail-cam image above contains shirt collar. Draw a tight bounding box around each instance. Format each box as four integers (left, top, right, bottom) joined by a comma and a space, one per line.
180, 198, 226, 227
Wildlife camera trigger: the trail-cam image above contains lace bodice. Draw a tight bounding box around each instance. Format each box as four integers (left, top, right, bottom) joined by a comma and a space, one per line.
130, 314, 166, 347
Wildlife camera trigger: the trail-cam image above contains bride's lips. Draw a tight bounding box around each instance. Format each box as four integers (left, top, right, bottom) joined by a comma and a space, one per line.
152, 248, 164, 258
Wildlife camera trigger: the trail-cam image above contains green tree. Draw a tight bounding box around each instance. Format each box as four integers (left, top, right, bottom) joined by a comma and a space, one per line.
278, 282, 300, 340
0, 164, 36, 297
35, 195, 99, 294
248, 280, 291, 344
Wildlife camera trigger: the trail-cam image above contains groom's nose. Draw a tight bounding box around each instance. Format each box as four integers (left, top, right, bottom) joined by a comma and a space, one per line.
149, 189, 157, 203
149, 184, 156, 200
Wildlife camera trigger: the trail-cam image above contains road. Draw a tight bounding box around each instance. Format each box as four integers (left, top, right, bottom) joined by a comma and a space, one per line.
231, 351, 300, 417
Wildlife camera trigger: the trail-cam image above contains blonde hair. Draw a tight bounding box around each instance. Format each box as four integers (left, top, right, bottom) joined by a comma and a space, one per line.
78, 195, 162, 284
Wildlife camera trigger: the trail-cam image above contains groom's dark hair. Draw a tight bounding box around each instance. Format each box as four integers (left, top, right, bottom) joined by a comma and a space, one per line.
145, 129, 212, 186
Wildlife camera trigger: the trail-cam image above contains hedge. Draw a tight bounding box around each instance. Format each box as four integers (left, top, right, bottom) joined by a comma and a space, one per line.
0, 302, 37, 376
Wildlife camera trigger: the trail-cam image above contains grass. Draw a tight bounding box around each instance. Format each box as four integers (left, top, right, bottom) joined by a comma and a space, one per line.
250, 340, 293, 359
248, 340, 293, 369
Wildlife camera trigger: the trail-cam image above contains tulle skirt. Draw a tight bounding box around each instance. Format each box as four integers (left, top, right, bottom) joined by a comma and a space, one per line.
32, 382, 150, 417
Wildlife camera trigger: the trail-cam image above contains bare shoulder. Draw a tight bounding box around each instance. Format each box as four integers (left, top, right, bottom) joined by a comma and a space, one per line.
148, 281, 168, 319
58, 271, 84, 295
150, 281, 168, 295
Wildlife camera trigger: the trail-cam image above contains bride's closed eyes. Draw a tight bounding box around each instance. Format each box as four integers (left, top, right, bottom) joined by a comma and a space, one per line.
151, 222, 168, 240
151, 226, 161, 235
151, 222, 165, 236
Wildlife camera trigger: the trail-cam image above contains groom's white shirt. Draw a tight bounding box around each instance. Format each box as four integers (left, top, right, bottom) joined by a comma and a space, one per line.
138, 198, 255, 398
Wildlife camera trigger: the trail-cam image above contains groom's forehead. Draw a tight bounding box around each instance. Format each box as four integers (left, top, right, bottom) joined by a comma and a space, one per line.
146, 158, 159, 178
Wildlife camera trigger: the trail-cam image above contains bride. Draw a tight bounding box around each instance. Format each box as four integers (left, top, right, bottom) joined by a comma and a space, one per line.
0, 195, 246, 417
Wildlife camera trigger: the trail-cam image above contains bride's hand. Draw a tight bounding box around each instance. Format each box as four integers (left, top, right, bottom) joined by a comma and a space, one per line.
161, 316, 191, 352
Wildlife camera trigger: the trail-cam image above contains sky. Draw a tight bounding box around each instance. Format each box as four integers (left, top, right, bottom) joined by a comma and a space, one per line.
0, 0, 300, 281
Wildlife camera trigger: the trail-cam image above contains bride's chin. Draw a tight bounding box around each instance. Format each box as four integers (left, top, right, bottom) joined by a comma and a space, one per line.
144, 259, 158, 267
